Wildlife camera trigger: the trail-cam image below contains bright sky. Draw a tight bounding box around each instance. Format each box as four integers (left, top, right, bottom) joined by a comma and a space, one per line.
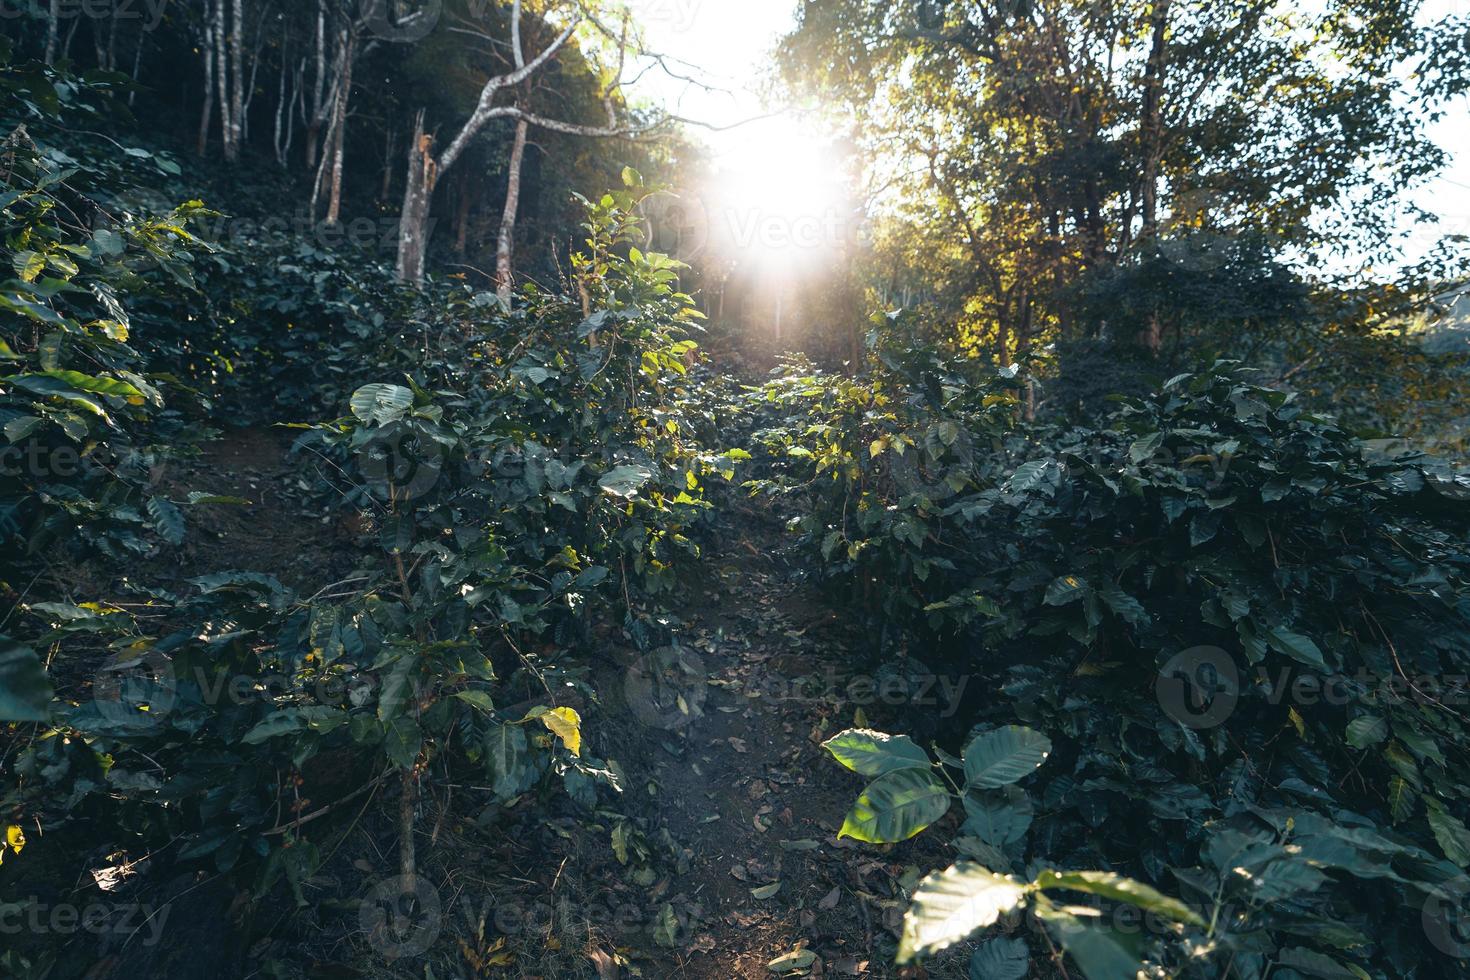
625, 0, 798, 149
622, 0, 1470, 268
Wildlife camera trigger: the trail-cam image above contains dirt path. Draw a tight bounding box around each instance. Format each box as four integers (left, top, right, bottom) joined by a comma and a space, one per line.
547, 511, 964, 980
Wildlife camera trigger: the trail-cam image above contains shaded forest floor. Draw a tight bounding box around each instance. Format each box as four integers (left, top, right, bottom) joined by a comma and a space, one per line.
65, 426, 982, 979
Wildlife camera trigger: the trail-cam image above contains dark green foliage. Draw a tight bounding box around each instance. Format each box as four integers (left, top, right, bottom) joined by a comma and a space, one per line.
751, 335, 1470, 976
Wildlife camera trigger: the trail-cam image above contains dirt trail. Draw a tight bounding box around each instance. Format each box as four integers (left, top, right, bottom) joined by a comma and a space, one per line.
556, 511, 964, 980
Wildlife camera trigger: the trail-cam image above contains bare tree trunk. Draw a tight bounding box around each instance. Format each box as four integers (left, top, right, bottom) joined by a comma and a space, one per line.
453, 171, 474, 253
380, 126, 396, 202
1139, 0, 1171, 352
212, 0, 232, 159
241, 5, 269, 143
44, 0, 59, 66
305, 0, 327, 169
198, 12, 215, 156
398, 769, 417, 892
396, 111, 436, 285
393, 1, 635, 286
128, 28, 144, 107
226, 0, 245, 162
92, 12, 105, 69
105, 5, 119, 71
495, 116, 530, 301
273, 41, 291, 166
323, 29, 356, 225
1139, 0, 1171, 238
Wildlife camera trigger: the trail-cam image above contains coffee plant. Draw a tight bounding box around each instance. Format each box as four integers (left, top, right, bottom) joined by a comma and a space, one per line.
753, 338, 1470, 977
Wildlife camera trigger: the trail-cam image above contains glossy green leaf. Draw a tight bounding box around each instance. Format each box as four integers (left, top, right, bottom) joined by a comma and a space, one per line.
823, 729, 931, 777
896, 862, 1026, 964
963, 726, 1052, 789
838, 767, 951, 843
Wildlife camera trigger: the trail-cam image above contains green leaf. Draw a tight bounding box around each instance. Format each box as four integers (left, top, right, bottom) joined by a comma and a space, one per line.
1387, 776, 1416, 823
1097, 583, 1149, 627
1129, 431, 1165, 463
823, 729, 931, 777
598, 464, 654, 499
652, 903, 678, 948
1005, 459, 1051, 493
1266, 628, 1328, 671
896, 862, 1026, 964
241, 707, 347, 745
0, 636, 53, 722
838, 768, 951, 843
1428, 807, 1470, 867
577, 309, 611, 338
1041, 914, 1143, 980
963, 726, 1052, 789
184, 492, 252, 506
1345, 716, 1388, 749
382, 715, 422, 769
485, 723, 532, 801
962, 787, 1033, 845
1034, 871, 1203, 925
1276, 947, 1372, 979
1044, 576, 1088, 606
968, 937, 1030, 980
454, 690, 496, 714
24, 370, 142, 399
349, 383, 414, 425
148, 496, 186, 545
12, 250, 44, 282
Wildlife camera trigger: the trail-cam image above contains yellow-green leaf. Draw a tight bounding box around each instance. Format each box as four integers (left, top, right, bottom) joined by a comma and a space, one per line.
538, 706, 582, 757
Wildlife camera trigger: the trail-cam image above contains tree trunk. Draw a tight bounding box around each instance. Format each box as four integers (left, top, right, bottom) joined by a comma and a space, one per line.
495, 116, 531, 302
305, 0, 327, 169
273, 41, 291, 166
453, 171, 474, 253
323, 29, 356, 224
44, 0, 59, 66
213, 0, 232, 160
226, 0, 245, 162
1139, 0, 1172, 352
380, 126, 396, 203
128, 27, 144, 107
396, 111, 436, 286
1139, 0, 1172, 238
198, 14, 215, 157
105, 5, 118, 71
